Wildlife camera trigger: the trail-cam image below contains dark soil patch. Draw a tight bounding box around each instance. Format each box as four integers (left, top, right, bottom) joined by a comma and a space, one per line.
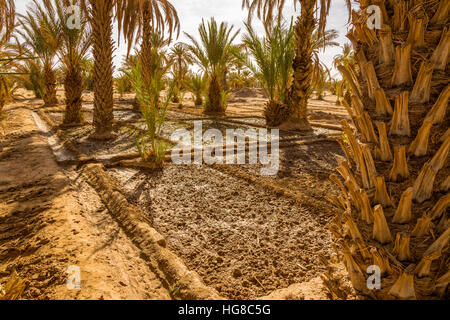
107, 141, 343, 299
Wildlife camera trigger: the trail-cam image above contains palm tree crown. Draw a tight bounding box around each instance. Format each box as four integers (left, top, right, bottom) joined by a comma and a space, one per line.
184, 18, 240, 76
184, 18, 240, 113
116, 0, 180, 55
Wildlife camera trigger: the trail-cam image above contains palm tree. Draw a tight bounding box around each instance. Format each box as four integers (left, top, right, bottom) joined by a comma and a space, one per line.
116, 0, 179, 107
121, 33, 171, 109
125, 37, 174, 165
242, 0, 331, 131
236, 20, 295, 126
228, 69, 256, 90
80, 57, 94, 91
333, 43, 356, 72
78, 0, 148, 139
168, 43, 194, 104
326, 0, 450, 300
329, 78, 345, 106
81, 0, 116, 139
17, 1, 61, 106
14, 58, 44, 99
313, 64, 330, 100
185, 72, 207, 106
333, 42, 358, 101
185, 18, 240, 114
42, 0, 92, 125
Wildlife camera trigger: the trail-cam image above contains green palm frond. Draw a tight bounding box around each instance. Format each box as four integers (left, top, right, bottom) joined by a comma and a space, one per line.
116, 0, 180, 56
236, 19, 294, 104
184, 18, 240, 76
36, 0, 91, 75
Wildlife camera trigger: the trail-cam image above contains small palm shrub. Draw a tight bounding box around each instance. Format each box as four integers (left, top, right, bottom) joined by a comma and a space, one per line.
236, 20, 295, 127
15, 59, 44, 98
185, 18, 239, 114
185, 72, 207, 106
115, 72, 133, 97
126, 56, 174, 168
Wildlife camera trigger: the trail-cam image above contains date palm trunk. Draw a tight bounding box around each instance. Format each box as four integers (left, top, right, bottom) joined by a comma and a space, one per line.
90, 0, 115, 139
42, 59, 58, 106
325, 0, 450, 300
140, 3, 154, 96
63, 65, 83, 125
194, 95, 203, 106
205, 72, 224, 114
279, 0, 315, 131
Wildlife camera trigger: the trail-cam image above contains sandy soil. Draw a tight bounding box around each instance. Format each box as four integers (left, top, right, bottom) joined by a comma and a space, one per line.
107, 140, 343, 300
167, 88, 350, 127
0, 102, 170, 300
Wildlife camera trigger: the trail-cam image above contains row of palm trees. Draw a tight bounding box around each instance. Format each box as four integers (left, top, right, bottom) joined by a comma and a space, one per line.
4, 0, 339, 137
17, 0, 91, 124
6, 0, 180, 139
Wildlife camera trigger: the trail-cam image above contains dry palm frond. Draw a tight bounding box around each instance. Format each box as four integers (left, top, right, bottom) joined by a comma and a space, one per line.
0, 272, 26, 300
0, 0, 15, 40
242, 0, 331, 37
116, 0, 180, 57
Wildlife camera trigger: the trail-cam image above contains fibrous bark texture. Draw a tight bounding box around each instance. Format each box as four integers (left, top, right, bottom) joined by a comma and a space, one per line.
329, 0, 450, 300
63, 66, 84, 125
90, 0, 115, 140
280, 1, 316, 131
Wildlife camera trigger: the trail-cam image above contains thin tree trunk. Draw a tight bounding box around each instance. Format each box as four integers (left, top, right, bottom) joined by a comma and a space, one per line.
280, 1, 315, 131
90, 0, 115, 140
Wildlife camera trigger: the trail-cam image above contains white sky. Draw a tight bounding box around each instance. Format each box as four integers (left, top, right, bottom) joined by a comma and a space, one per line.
15, 0, 352, 77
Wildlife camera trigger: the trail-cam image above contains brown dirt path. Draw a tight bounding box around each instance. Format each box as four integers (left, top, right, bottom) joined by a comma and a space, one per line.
0, 102, 170, 300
